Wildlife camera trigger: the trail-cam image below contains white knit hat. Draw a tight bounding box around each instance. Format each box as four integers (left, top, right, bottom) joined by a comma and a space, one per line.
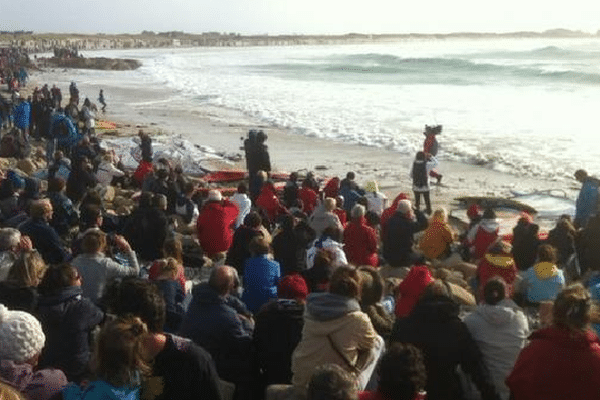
0, 304, 45, 363
207, 189, 222, 202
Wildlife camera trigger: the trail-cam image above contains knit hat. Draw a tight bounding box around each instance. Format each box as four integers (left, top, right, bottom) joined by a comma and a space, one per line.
278, 274, 309, 301
396, 199, 412, 215
365, 181, 379, 193
0, 304, 45, 363
395, 265, 433, 318
207, 189, 222, 202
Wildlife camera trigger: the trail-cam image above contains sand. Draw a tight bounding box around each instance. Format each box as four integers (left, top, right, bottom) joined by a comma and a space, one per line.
27, 68, 580, 217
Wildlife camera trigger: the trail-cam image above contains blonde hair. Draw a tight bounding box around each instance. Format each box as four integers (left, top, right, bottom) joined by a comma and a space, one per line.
430, 208, 448, 223
7, 250, 47, 287
553, 284, 592, 332
156, 257, 179, 280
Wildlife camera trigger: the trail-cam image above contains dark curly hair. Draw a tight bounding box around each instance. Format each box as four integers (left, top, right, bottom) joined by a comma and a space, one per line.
378, 343, 427, 400
103, 277, 166, 333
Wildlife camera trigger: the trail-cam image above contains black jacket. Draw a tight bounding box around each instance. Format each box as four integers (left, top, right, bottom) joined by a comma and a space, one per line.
391, 295, 500, 400
382, 211, 427, 266
37, 286, 104, 382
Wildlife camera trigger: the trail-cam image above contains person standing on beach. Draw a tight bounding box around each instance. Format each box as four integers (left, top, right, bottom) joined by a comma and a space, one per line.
574, 169, 600, 229
98, 89, 106, 112
410, 151, 438, 215
423, 125, 443, 184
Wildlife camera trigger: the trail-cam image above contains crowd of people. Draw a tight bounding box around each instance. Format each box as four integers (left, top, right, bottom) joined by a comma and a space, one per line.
2, 76, 600, 400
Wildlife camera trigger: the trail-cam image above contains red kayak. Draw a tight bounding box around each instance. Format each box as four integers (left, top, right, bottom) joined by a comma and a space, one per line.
202, 170, 290, 183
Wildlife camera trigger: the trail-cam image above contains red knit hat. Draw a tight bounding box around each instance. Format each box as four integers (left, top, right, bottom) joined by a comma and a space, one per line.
278, 274, 309, 301
395, 265, 434, 318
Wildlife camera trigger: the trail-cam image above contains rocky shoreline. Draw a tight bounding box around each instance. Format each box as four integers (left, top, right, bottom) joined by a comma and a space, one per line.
39, 57, 142, 71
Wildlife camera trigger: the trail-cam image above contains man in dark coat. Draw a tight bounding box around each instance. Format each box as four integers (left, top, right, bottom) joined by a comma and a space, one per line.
391, 280, 500, 400
179, 266, 253, 398
382, 199, 427, 267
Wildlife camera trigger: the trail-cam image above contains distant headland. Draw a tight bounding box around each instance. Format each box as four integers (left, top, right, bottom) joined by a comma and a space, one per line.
1, 28, 599, 53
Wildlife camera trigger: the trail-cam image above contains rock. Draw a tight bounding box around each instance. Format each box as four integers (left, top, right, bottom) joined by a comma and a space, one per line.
16, 158, 36, 175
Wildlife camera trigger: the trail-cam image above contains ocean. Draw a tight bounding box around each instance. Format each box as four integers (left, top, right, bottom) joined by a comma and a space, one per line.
36, 37, 600, 181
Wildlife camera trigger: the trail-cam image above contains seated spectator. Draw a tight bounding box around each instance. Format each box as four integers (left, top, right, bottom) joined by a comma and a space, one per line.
0, 304, 68, 400
418, 208, 454, 261
151, 257, 185, 334
394, 264, 434, 318
364, 181, 388, 217
256, 181, 287, 226
283, 172, 300, 209
231, 182, 252, 229
464, 278, 529, 400
61, 316, 148, 400
358, 266, 394, 341
148, 237, 186, 293
309, 197, 343, 238
123, 192, 170, 262
339, 173, 363, 216
71, 229, 139, 304
380, 193, 409, 239
0, 228, 31, 282
0, 250, 47, 313
511, 213, 540, 271
577, 212, 600, 277
322, 177, 340, 200
46, 177, 78, 238
477, 241, 518, 299
66, 157, 97, 205
175, 180, 200, 229
307, 364, 358, 400
359, 343, 427, 400
179, 266, 254, 394
19, 199, 70, 265
507, 284, 600, 399
95, 152, 124, 188
196, 190, 239, 259
226, 211, 265, 276
467, 208, 500, 262
292, 266, 384, 390
382, 200, 427, 267
545, 214, 576, 269
306, 226, 347, 270
391, 280, 500, 400
304, 249, 336, 293
254, 274, 308, 387
521, 244, 565, 304
298, 179, 318, 216
272, 214, 302, 276
36, 263, 104, 382
242, 236, 281, 314
104, 278, 222, 400
343, 204, 379, 267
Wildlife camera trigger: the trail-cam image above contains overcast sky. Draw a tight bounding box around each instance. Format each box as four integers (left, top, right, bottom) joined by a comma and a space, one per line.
2, 0, 600, 35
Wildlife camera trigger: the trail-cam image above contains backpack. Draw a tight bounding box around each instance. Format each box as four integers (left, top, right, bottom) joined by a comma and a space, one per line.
412, 160, 428, 188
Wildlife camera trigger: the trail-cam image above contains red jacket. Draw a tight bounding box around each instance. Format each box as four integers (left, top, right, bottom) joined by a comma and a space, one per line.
256, 183, 286, 223
506, 326, 600, 400
133, 160, 154, 185
477, 251, 517, 297
298, 186, 318, 215
333, 208, 347, 228
323, 177, 340, 199
343, 216, 378, 267
196, 200, 238, 256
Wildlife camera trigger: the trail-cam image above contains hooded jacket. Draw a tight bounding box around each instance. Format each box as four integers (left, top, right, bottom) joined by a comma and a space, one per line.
391, 295, 500, 400
343, 216, 378, 267
380, 193, 409, 238
179, 283, 253, 382
291, 292, 378, 388
467, 218, 500, 261
477, 252, 517, 298
62, 380, 139, 400
37, 286, 104, 381
523, 262, 565, 303
418, 216, 454, 260
464, 299, 529, 400
196, 200, 238, 256
255, 184, 285, 223
308, 204, 343, 238
506, 326, 600, 400
0, 360, 67, 400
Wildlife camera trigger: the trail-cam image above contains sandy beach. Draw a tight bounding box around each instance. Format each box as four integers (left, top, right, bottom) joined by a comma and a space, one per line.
28, 67, 579, 221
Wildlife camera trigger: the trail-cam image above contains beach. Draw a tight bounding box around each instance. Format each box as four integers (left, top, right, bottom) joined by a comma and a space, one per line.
29, 54, 580, 222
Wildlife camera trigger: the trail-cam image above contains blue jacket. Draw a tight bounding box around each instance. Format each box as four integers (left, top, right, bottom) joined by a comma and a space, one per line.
63, 380, 139, 400
523, 263, 565, 303
179, 283, 253, 382
242, 255, 281, 313
576, 177, 599, 227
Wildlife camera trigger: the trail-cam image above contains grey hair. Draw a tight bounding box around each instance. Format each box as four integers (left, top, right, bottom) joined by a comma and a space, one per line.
351, 204, 366, 219
0, 228, 21, 251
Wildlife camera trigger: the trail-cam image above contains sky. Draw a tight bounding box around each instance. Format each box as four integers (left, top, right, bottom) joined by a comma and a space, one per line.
2, 0, 600, 36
